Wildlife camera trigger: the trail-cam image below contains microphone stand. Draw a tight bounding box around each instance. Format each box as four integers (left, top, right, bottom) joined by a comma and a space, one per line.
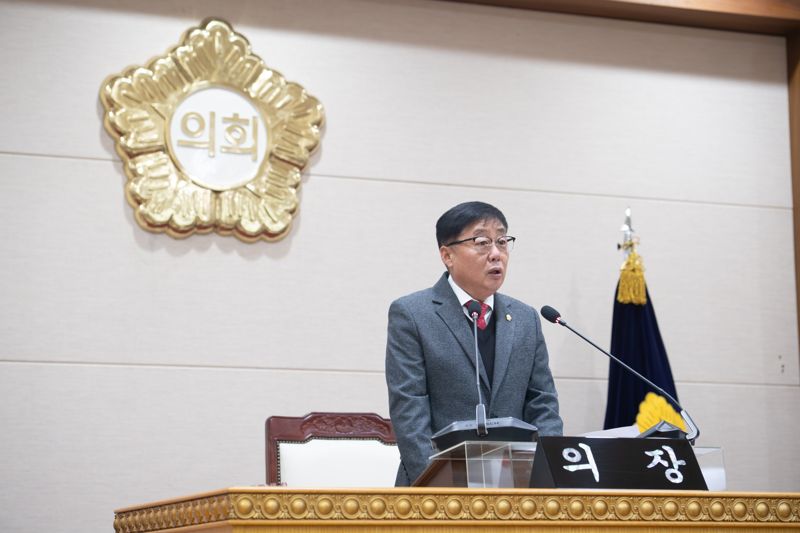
471, 310, 488, 437
551, 314, 699, 444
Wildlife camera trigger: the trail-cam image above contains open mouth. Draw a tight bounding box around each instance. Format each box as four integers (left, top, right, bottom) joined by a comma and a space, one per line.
488, 266, 503, 277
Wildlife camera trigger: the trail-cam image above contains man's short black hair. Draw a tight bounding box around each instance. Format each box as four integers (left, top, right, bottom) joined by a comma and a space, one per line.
436, 201, 508, 247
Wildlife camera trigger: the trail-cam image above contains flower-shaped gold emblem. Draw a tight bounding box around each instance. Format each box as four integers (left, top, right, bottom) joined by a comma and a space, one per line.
100, 19, 324, 242
636, 392, 686, 433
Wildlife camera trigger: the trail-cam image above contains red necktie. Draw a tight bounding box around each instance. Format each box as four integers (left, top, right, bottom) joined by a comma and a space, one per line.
465, 301, 490, 330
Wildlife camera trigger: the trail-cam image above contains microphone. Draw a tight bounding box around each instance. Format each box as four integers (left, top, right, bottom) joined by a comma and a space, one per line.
540, 305, 561, 325
540, 305, 699, 443
466, 300, 488, 436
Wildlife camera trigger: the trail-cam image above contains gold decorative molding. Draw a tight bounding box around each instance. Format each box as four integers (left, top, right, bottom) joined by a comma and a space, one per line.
100, 18, 324, 242
114, 488, 800, 531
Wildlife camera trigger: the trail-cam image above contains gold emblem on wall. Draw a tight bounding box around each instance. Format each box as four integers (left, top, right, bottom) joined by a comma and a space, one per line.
100, 18, 324, 242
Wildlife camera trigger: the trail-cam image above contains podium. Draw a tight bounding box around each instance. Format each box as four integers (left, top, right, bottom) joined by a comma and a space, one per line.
414, 441, 537, 488
114, 486, 800, 532
114, 437, 797, 531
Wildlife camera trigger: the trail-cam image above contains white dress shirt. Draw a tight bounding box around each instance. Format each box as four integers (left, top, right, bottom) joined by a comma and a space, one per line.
447, 274, 494, 325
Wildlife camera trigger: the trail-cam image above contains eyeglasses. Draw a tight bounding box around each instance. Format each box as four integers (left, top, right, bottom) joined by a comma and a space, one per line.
444, 235, 516, 253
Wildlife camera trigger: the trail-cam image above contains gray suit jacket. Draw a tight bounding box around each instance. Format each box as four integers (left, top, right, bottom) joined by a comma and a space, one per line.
385, 272, 563, 486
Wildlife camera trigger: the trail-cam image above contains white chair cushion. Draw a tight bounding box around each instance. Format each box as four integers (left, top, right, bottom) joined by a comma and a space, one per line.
278, 438, 400, 487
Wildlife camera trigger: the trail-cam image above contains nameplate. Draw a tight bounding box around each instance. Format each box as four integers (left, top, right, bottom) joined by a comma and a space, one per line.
530, 436, 707, 490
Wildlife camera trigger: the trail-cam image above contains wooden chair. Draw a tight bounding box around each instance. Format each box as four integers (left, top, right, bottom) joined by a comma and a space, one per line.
265, 412, 399, 487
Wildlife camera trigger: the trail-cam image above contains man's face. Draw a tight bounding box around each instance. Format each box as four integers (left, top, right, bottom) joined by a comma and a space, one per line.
440, 217, 509, 302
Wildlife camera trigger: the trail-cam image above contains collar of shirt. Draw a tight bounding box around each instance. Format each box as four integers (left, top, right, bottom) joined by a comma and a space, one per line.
447, 274, 494, 324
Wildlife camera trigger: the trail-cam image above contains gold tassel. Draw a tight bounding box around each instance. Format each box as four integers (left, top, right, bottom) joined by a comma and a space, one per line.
617, 251, 647, 305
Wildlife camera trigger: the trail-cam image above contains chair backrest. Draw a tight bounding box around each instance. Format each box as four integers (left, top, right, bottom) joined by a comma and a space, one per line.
265, 412, 400, 487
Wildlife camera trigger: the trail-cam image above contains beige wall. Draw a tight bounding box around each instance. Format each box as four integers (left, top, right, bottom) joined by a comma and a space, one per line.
0, 1, 798, 531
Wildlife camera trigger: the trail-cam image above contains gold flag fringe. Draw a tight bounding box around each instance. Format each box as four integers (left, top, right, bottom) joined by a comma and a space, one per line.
617, 251, 647, 305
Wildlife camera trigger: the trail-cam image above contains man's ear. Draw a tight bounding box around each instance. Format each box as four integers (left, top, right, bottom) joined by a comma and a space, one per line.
439, 245, 452, 269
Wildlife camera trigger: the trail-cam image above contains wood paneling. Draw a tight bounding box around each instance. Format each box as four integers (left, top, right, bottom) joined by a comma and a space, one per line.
1, 155, 795, 385
0, 6, 797, 533
790, 31, 800, 347
450, 0, 800, 34
0, 363, 796, 531
0, 4, 790, 207
451, 0, 800, 357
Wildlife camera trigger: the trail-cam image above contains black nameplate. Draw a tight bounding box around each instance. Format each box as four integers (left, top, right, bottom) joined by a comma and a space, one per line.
530, 436, 707, 490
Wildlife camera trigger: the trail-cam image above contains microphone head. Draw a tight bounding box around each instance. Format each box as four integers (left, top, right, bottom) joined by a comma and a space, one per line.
540, 305, 561, 323
466, 300, 482, 317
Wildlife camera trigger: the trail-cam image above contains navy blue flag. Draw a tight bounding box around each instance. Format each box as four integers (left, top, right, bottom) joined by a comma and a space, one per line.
603, 282, 680, 430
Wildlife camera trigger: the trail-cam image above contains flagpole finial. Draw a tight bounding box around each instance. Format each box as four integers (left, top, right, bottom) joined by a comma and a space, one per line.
617, 207, 638, 257
616, 207, 647, 305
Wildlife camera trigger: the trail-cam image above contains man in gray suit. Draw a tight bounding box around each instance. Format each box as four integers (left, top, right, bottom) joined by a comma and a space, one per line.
385, 201, 563, 486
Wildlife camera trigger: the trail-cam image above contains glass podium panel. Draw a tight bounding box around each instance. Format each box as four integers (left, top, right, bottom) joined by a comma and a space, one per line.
425, 441, 538, 488
695, 446, 726, 491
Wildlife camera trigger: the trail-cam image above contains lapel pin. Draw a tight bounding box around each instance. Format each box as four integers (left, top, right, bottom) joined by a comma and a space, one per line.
506, 314, 512, 321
